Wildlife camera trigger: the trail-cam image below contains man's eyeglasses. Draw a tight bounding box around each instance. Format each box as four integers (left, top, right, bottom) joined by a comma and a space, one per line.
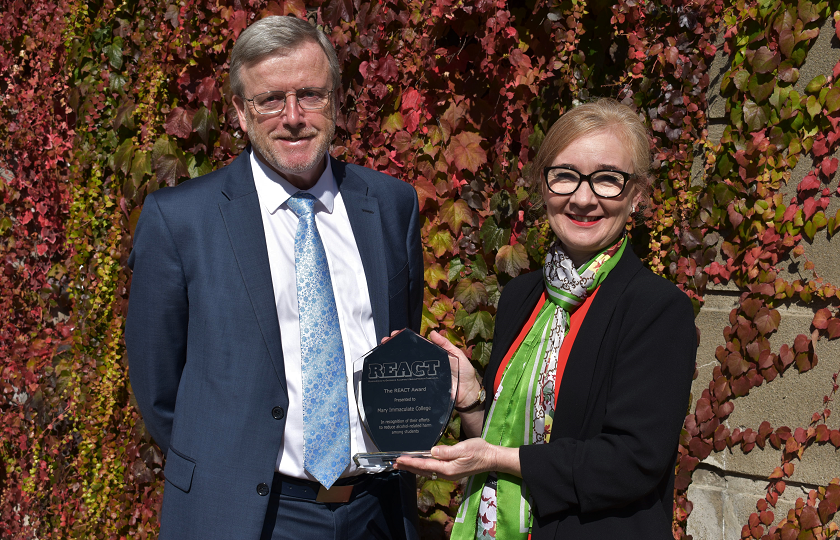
244, 88, 333, 115
544, 166, 633, 199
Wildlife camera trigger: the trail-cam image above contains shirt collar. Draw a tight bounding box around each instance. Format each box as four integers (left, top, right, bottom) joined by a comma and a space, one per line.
250, 149, 336, 215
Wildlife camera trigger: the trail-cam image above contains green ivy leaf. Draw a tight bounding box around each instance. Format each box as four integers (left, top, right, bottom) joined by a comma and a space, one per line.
111, 138, 135, 176
421, 478, 456, 507
824, 86, 840, 114
103, 38, 123, 70
455, 309, 494, 341
420, 305, 438, 335
803, 220, 816, 240
806, 95, 821, 117
382, 112, 404, 134
448, 257, 466, 282
495, 244, 528, 277
812, 211, 827, 229
428, 226, 455, 257
743, 100, 769, 132
453, 279, 488, 312
805, 74, 826, 94
192, 106, 220, 146
749, 77, 775, 102
428, 509, 451, 524
480, 217, 509, 253
733, 70, 750, 91
130, 151, 151, 187
472, 341, 493, 367
187, 153, 212, 179
485, 275, 500, 307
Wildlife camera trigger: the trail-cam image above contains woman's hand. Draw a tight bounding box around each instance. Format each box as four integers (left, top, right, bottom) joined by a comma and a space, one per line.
394, 439, 521, 481
428, 330, 480, 408
427, 330, 486, 438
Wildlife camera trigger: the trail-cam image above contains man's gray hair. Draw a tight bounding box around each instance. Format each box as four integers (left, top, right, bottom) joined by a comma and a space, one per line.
229, 16, 340, 98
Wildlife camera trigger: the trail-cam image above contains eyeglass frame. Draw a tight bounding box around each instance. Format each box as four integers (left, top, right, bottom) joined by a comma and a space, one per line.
243, 87, 334, 115
543, 166, 634, 199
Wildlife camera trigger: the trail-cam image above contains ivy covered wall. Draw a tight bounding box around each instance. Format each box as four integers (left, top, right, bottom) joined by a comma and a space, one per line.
1, 0, 839, 539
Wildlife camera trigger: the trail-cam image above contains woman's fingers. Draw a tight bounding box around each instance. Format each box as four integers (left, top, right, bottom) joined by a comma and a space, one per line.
429, 330, 463, 357
395, 439, 498, 481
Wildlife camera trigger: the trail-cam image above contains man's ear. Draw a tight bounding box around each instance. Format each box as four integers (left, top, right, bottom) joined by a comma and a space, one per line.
232, 95, 249, 134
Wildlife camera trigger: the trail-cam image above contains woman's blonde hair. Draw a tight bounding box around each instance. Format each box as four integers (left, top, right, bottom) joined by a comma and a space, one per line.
528, 98, 653, 209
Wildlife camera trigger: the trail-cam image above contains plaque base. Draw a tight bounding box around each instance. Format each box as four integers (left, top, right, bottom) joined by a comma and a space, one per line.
353, 451, 433, 472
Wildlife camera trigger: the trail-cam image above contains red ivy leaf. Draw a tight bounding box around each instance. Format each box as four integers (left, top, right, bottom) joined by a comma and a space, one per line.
376, 55, 398, 82
196, 78, 221, 108
799, 505, 821, 530
750, 46, 780, 73
164, 4, 180, 29
755, 308, 781, 334
818, 497, 838, 525
827, 318, 840, 339
448, 132, 487, 174
414, 179, 436, 212
688, 436, 712, 459
695, 398, 713, 423
155, 154, 188, 187
794, 334, 811, 353
813, 308, 831, 330
230, 10, 248, 39
165, 107, 194, 139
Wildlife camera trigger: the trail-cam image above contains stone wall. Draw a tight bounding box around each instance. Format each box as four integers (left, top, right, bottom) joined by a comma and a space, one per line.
687, 16, 840, 540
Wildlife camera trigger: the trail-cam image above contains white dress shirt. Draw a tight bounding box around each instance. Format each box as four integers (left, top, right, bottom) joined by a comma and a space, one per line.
250, 150, 380, 480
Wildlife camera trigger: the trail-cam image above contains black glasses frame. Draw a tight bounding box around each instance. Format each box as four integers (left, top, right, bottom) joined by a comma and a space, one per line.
244, 88, 333, 115
543, 166, 633, 199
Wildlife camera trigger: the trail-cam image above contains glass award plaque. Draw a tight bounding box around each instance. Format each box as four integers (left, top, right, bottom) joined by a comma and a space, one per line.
353, 329, 457, 472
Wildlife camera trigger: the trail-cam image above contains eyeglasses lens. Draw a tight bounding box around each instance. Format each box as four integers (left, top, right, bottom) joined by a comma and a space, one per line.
253, 89, 329, 114
547, 169, 625, 198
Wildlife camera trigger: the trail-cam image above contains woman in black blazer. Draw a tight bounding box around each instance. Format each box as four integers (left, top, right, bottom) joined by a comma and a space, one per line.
397, 98, 696, 539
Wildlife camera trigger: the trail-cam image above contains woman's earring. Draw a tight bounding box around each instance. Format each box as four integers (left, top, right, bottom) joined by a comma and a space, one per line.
631, 204, 636, 214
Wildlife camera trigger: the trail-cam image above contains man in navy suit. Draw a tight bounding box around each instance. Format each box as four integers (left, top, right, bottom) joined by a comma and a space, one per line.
125, 15, 422, 540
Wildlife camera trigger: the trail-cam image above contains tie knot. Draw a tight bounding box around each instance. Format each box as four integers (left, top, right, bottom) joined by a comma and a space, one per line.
287, 192, 317, 218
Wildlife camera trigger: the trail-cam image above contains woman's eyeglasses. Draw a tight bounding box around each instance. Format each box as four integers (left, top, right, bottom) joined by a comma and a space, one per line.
544, 166, 633, 199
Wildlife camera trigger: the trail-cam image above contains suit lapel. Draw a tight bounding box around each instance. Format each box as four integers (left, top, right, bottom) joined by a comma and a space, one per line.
553, 246, 644, 438
484, 271, 543, 399
218, 153, 288, 394
332, 159, 390, 340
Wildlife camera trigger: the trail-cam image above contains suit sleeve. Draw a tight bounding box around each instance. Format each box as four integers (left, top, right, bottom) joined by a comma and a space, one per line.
519, 285, 696, 517
405, 187, 423, 333
125, 193, 188, 455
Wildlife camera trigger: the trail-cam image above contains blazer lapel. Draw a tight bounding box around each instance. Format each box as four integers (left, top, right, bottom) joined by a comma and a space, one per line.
218, 153, 288, 394
332, 159, 390, 341
484, 270, 543, 399
553, 246, 644, 438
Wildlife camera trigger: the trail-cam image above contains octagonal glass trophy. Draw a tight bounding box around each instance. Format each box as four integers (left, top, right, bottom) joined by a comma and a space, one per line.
352, 329, 457, 471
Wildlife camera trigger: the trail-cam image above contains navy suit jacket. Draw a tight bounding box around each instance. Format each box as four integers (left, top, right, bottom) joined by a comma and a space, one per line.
484, 247, 696, 539
125, 152, 423, 540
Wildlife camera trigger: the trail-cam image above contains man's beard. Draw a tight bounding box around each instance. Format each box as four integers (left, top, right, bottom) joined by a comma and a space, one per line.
245, 111, 335, 178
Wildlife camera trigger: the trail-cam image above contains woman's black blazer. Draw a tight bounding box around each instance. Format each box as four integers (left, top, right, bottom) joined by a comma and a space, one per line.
483, 246, 696, 540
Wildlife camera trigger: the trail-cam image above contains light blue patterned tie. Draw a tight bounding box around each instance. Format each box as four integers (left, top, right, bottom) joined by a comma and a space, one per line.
287, 192, 350, 489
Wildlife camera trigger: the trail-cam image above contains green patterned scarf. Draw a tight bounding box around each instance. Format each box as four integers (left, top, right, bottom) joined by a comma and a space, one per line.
451, 237, 626, 540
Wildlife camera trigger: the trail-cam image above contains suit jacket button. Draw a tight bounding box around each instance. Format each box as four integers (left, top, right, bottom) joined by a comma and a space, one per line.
257, 483, 270, 496
272, 406, 285, 420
